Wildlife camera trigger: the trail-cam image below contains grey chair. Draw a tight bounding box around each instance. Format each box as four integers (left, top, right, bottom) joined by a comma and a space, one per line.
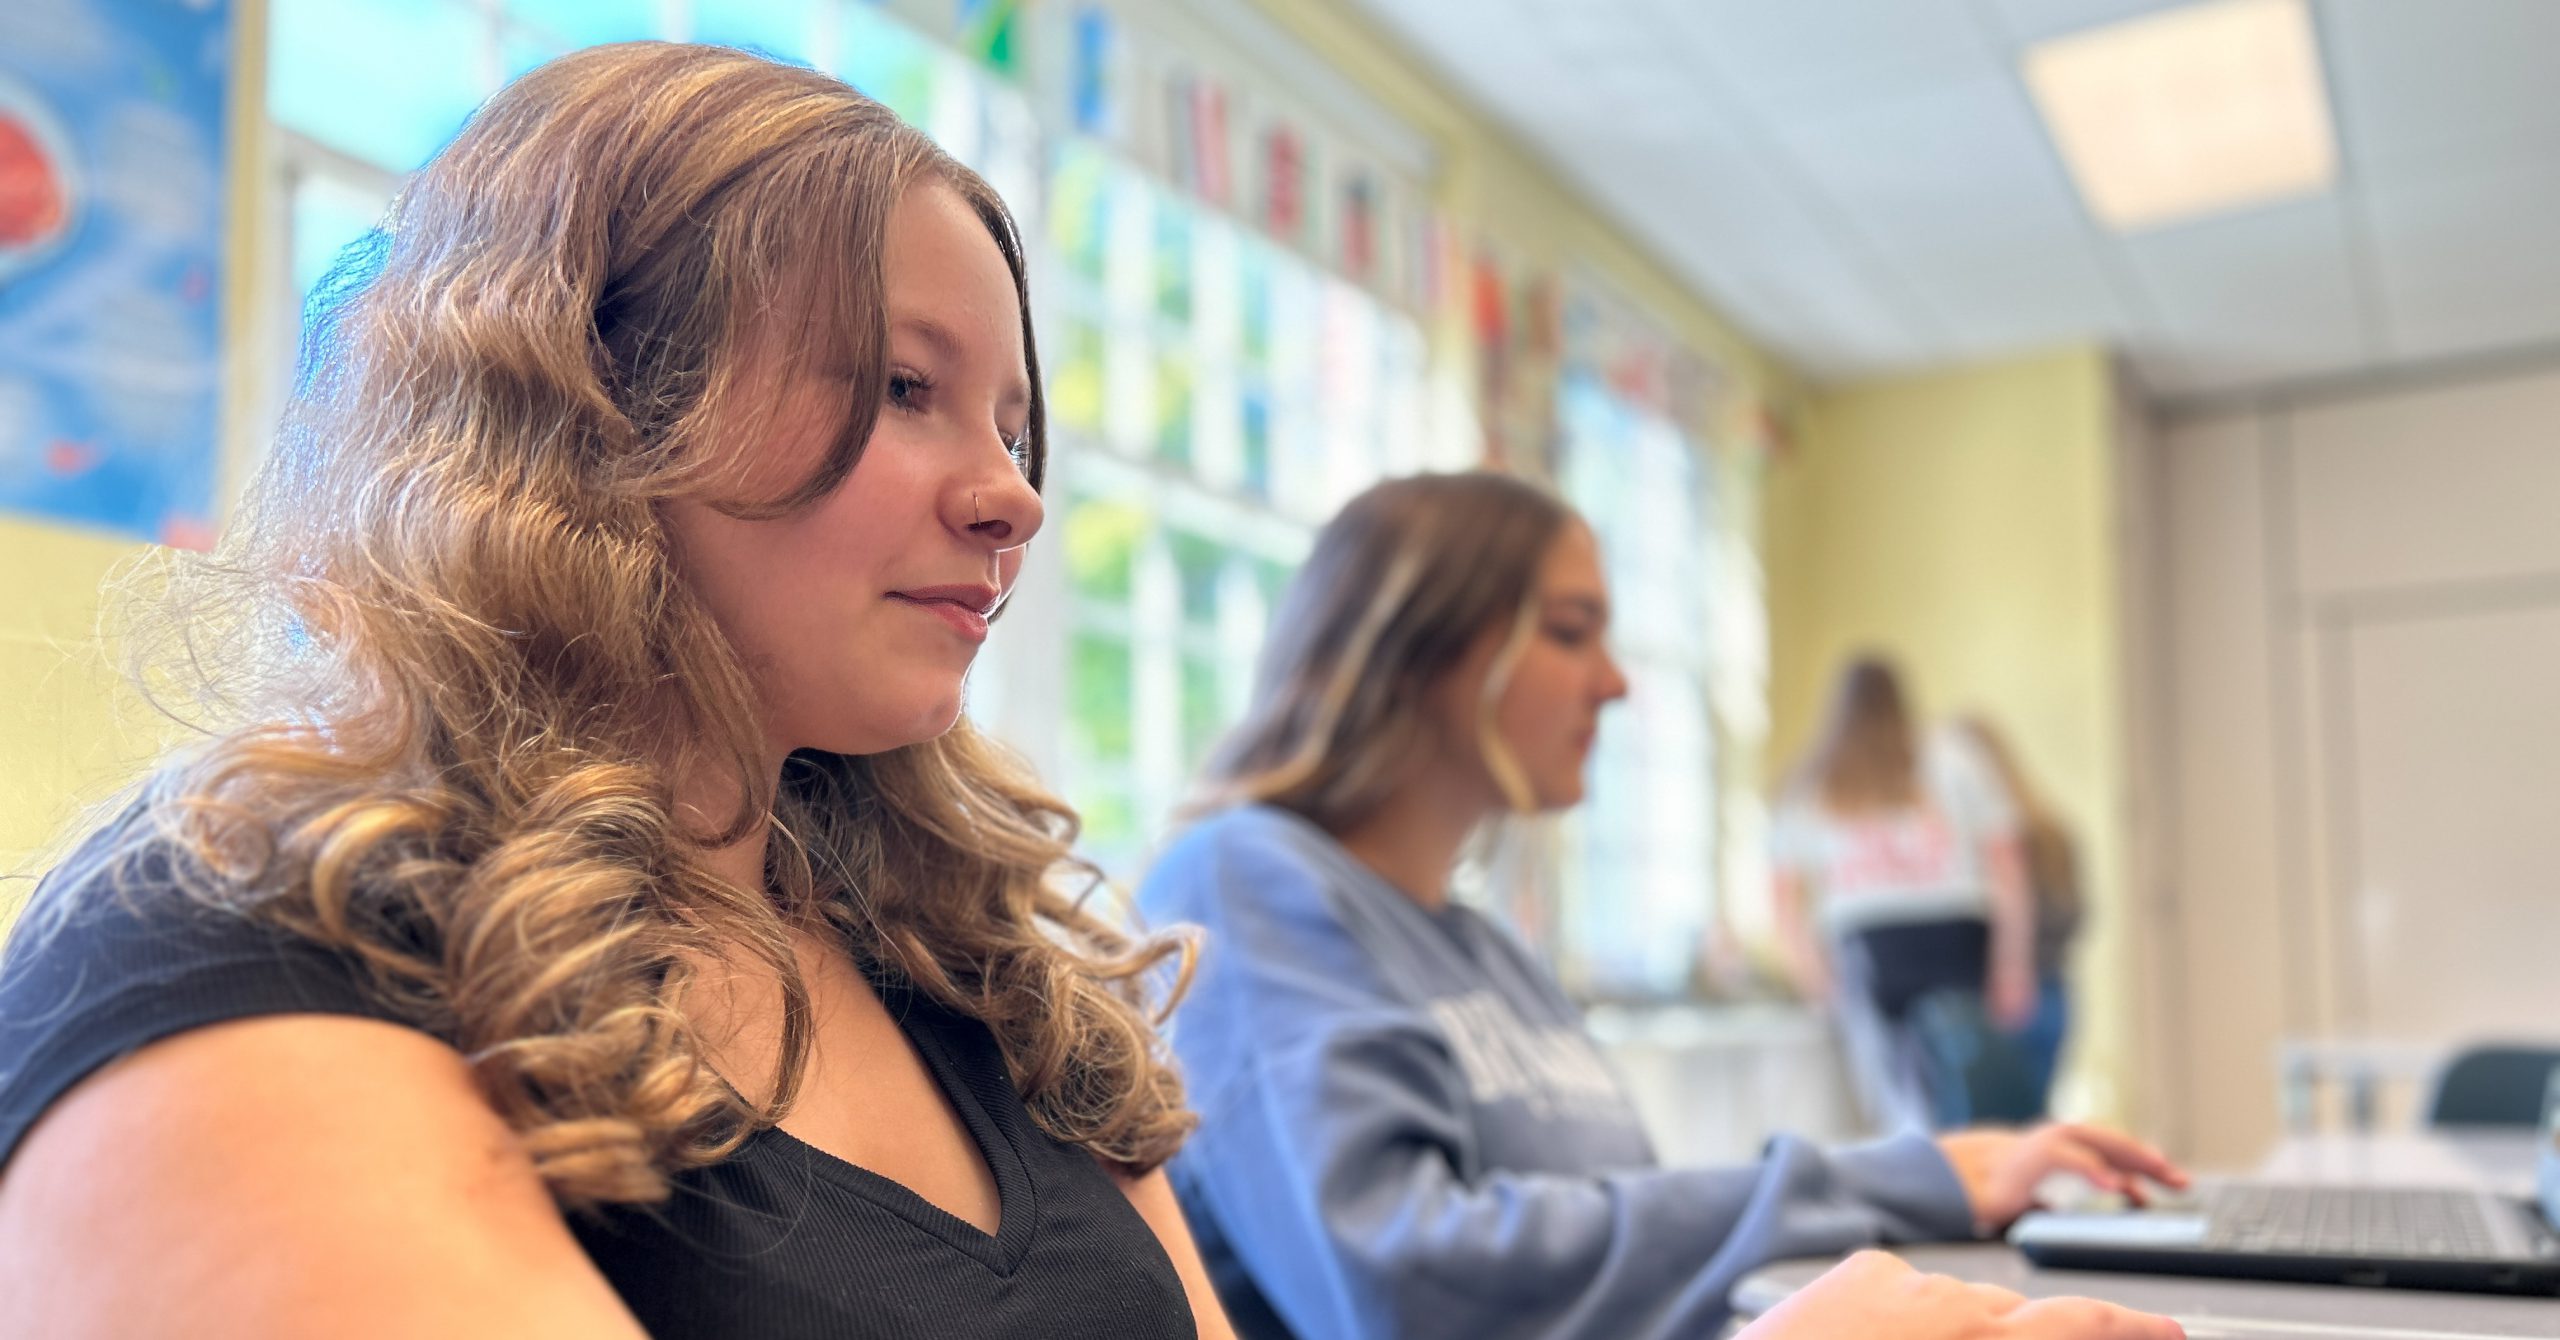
2424, 1045, 2560, 1128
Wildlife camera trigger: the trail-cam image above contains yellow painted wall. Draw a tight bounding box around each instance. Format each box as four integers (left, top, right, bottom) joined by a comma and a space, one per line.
0, 519, 160, 881
1762, 345, 2137, 1120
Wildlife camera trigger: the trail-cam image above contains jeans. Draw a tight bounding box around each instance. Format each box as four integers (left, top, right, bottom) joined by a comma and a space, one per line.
1907, 975, 2069, 1127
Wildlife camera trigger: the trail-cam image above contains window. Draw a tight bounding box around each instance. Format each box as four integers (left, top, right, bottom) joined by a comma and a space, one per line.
1031, 138, 1446, 876
1553, 372, 1722, 1000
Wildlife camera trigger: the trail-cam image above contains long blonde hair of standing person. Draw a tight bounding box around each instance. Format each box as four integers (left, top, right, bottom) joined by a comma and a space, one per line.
46, 42, 1192, 1210
1791, 655, 1923, 816
1948, 715, 2081, 943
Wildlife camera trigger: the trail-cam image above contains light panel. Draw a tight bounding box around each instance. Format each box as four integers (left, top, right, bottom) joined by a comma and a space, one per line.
2024, 0, 2337, 232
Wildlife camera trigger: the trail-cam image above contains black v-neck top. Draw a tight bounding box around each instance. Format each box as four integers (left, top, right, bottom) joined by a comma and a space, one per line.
0, 817, 1196, 1340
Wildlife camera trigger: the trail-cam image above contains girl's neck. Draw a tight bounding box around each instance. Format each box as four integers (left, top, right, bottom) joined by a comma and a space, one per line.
673, 744, 786, 900
1329, 767, 1496, 912
696, 826, 771, 898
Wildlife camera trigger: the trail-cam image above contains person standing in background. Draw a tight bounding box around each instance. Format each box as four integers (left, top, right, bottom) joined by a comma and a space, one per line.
1945, 715, 2084, 1121
1770, 657, 2035, 1132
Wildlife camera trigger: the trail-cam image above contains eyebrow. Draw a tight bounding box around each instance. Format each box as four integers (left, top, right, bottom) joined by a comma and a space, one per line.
892, 314, 1032, 410
1546, 594, 1609, 621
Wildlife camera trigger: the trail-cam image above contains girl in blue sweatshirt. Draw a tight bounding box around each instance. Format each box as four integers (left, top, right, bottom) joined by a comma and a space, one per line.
1139, 471, 2185, 1340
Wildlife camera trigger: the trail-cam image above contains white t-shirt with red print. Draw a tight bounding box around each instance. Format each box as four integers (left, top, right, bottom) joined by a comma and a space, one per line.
1770, 731, 2019, 938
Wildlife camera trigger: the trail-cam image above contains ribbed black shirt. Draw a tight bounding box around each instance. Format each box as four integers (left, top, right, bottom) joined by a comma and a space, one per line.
0, 818, 1196, 1339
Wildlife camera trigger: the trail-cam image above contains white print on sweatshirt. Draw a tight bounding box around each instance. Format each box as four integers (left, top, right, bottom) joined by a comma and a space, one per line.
1428, 989, 1627, 1122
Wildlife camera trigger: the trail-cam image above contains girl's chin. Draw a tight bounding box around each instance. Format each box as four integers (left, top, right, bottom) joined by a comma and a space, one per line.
801, 688, 967, 756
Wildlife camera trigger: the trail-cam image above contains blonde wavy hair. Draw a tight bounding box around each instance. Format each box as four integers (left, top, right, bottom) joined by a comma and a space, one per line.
1194, 472, 1573, 829
100, 42, 1192, 1207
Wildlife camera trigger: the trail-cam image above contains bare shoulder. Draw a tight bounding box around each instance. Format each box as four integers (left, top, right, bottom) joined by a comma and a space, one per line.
0, 1013, 647, 1340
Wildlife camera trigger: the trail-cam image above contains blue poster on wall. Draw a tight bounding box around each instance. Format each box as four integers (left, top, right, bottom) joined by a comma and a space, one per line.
0, 0, 230, 548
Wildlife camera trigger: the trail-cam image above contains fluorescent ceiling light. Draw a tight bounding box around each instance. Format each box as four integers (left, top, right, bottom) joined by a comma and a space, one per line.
2023, 0, 2336, 232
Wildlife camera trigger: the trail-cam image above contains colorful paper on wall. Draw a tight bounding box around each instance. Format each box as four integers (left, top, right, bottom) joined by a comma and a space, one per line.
1185, 75, 1229, 209
1069, 4, 1116, 138
840, 3, 937, 127
1258, 121, 1302, 244
692, 0, 817, 66
956, 0, 1020, 78
0, 0, 230, 548
1338, 170, 1375, 282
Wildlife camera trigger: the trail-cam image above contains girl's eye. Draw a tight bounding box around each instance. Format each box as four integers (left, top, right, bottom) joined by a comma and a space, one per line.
887, 370, 932, 410
1005, 434, 1034, 474
1544, 623, 1594, 649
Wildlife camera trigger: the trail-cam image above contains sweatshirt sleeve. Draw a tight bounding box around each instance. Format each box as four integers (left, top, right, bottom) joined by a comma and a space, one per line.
1149, 819, 1977, 1340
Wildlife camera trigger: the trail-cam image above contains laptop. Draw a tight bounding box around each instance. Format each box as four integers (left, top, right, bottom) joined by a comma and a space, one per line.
2008, 1072, 2560, 1295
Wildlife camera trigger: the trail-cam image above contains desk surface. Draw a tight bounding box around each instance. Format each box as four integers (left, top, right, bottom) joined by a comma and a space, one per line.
1733, 1133, 2560, 1339
1734, 1243, 2560, 1338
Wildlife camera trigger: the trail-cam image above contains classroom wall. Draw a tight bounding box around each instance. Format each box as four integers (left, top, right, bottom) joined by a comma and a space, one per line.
0, 519, 161, 878
2147, 356, 2560, 1168
1761, 345, 2142, 1125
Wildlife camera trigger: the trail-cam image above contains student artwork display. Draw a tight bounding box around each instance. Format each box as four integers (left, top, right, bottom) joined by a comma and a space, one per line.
1470, 245, 1564, 479
1067, 3, 1116, 137
1564, 282, 1738, 449
0, 0, 230, 547
955, 0, 1023, 77
1050, 2, 1453, 324
1035, 2, 1743, 483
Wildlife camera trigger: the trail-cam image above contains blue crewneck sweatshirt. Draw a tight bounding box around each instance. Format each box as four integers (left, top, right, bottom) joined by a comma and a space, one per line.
1140, 804, 1977, 1340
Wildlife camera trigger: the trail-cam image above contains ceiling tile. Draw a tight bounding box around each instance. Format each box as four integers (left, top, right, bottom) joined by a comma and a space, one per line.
1628, 0, 2007, 127
1540, 108, 1840, 283
1632, 0, 1988, 114
1981, 0, 2201, 46
2363, 155, 2560, 361
2322, 0, 2560, 186
1893, 229, 2131, 357
2384, 289, 2560, 365
2118, 195, 2368, 353
1710, 246, 1936, 375
2115, 194, 2371, 396
1767, 66, 2089, 258
2363, 157, 2560, 300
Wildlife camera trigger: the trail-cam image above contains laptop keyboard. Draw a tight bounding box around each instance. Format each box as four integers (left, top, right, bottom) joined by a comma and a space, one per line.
2206, 1185, 2508, 1259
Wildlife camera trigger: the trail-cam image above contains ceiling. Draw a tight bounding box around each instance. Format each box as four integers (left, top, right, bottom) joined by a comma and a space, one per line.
1341, 0, 2560, 404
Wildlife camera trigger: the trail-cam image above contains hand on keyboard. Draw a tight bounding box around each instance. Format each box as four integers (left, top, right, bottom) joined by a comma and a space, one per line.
1940, 1124, 2194, 1233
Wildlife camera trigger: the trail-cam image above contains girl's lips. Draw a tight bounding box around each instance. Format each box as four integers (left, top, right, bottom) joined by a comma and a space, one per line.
888, 592, 991, 643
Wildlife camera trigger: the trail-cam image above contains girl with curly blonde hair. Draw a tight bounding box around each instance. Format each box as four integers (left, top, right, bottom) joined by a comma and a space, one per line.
0, 42, 1229, 1339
